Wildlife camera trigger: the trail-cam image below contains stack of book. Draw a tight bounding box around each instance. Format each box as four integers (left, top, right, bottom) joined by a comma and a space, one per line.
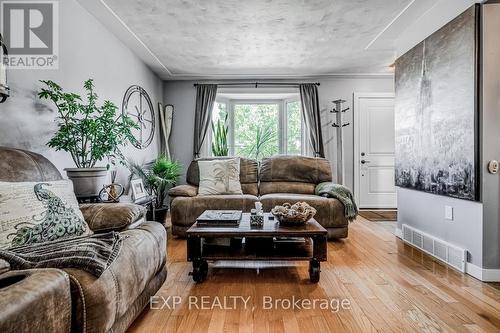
196, 210, 242, 227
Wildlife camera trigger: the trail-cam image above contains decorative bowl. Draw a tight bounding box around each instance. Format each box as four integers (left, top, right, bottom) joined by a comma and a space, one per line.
271, 202, 317, 225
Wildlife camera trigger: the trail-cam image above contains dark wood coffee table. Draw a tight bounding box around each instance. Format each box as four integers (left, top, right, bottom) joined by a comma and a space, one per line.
186, 213, 328, 283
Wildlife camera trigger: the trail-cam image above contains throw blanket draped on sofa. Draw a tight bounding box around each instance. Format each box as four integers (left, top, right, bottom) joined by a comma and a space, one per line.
0, 232, 123, 277
315, 182, 358, 221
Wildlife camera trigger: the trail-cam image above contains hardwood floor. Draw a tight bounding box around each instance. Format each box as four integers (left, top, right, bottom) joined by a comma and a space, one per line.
358, 210, 398, 221
129, 217, 500, 333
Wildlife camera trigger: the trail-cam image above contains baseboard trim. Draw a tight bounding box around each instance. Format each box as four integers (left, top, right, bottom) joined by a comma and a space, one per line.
393, 227, 500, 282
394, 227, 403, 239
466, 263, 500, 282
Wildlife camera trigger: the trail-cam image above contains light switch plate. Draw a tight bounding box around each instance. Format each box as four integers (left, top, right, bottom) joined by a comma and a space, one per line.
445, 206, 454, 220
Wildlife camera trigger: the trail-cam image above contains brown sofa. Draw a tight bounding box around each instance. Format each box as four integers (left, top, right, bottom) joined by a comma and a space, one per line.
0, 147, 167, 333
169, 155, 349, 239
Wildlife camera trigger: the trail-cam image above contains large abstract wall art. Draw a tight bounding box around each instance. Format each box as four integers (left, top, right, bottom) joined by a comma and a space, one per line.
394, 6, 479, 201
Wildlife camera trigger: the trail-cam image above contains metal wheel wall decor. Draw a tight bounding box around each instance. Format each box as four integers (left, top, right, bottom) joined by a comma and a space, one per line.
122, 85, 155, 149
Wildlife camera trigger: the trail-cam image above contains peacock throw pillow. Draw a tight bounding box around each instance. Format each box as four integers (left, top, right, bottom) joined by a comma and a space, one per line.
0, 180, 92, 249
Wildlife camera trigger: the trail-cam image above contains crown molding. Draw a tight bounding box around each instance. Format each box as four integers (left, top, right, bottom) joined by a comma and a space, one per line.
164, 72, 394, 81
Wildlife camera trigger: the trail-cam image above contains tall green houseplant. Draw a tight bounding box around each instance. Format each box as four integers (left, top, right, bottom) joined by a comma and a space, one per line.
38, 79, 138, 197
211, 112, 229, 156
39, 79, 137, 167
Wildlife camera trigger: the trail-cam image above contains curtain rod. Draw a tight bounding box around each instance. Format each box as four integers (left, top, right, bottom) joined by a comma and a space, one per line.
193, 82, 320, 87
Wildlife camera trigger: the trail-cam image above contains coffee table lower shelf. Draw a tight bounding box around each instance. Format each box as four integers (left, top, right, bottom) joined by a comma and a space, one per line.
187, 236, 326, 283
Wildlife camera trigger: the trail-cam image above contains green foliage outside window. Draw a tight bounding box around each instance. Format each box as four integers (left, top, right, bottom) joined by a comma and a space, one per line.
211, 101, 303, 160
286, 101, 302, 155
234, 104, 279, 160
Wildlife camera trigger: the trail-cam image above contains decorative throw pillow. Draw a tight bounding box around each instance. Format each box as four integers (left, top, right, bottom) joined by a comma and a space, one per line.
0, 180, 92, 249
198, 158, 243, 195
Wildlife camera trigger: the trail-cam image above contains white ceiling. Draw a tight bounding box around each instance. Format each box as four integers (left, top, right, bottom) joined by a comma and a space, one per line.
79, 0, 442, 79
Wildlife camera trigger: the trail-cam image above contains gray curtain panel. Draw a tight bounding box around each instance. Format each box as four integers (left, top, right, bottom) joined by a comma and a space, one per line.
193, 84, 218, 158
300, 84, 325, 158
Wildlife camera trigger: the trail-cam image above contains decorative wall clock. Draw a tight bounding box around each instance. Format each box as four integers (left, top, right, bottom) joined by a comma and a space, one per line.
122, 85, 155, 149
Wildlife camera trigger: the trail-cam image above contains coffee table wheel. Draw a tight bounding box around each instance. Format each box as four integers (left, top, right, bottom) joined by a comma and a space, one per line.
309, 259, 320, 283
192, 259, 208, 283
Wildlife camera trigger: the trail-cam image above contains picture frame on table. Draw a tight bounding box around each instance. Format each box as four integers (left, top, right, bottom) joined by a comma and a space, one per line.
130, 178, 147, 201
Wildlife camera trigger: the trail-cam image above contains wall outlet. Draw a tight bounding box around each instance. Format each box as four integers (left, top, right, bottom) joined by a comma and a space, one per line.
445, 206, 454, 220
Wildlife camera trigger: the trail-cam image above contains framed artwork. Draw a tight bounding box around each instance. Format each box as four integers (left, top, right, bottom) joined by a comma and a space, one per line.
394, 5, 479, 201
130, 178, 147, 201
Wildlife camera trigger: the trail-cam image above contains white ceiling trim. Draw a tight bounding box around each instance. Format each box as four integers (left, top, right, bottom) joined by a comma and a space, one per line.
78, 0, 406, 80
365, 0, 438, 51
168, 72, 395, 80
365, 0, 417, 50
77, 0, 172, 76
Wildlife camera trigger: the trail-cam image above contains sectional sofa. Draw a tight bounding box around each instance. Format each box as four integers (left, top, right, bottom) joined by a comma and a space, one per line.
169, 155, 349, 239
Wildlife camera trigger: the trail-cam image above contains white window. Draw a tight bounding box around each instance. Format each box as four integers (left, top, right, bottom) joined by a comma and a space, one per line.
208, 96, 306, 159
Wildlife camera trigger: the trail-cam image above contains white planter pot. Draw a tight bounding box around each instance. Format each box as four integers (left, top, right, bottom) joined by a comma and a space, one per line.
65, 167, 108, 198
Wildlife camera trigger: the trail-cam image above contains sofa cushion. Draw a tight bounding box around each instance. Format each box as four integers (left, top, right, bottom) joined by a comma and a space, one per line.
259, 181, 316, 196
64, 222, 166, 333
186, 157, 258, 195
79, 203, 146, 232
259, 155, 332, 184
260, 193, 347, 229
168, 184, 198, 197
170, 194, 258, 227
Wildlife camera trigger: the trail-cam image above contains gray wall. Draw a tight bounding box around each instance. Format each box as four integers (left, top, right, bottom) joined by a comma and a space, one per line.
481, 3, 500, 269
163, 77, 394, 189
395, 3, 483, 267
397, 188, 483, 265
396, 2, 500, 270
0, 0, 163, 185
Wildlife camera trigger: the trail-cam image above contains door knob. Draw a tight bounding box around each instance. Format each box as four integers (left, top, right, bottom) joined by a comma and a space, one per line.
361, 160, 371, 164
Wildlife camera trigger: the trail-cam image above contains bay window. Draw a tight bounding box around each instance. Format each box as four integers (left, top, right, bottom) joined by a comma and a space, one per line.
210, 97, 305, 159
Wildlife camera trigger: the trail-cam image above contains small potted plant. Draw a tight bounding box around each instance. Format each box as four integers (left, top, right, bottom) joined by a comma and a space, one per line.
39, 79, 137, 198
128, 156, 182, 223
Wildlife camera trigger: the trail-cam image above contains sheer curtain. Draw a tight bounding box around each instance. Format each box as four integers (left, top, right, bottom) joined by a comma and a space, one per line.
193, 84, 218, 158
299, 84, 325, 158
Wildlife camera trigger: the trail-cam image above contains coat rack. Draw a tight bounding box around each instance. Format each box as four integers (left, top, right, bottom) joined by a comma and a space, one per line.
331, 99, 351, 184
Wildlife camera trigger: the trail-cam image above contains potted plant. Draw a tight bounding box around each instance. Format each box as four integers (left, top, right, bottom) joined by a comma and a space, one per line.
128, 156, 182, 223
211, 112, 229, 156
38, 79, 137, 197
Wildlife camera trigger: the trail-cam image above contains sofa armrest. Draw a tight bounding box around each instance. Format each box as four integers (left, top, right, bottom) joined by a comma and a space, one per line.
168, 184, 198, 197
0, 259, 9, 275
0, 269, 71, 333
79, 203, 146, 232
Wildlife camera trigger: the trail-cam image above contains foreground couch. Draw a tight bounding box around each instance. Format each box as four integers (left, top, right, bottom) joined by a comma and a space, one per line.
169, 155, 348, 239
0, 147, 167, 333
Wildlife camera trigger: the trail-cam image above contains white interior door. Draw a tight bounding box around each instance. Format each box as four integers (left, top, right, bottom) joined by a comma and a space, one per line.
354, 93, 397, 208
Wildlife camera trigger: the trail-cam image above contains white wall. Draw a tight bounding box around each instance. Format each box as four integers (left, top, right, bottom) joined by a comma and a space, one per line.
163, 77, 395, 189
0, 0, 163, 185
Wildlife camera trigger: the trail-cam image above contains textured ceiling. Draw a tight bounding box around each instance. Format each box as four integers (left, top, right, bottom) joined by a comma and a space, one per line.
102, 0, 412, 76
